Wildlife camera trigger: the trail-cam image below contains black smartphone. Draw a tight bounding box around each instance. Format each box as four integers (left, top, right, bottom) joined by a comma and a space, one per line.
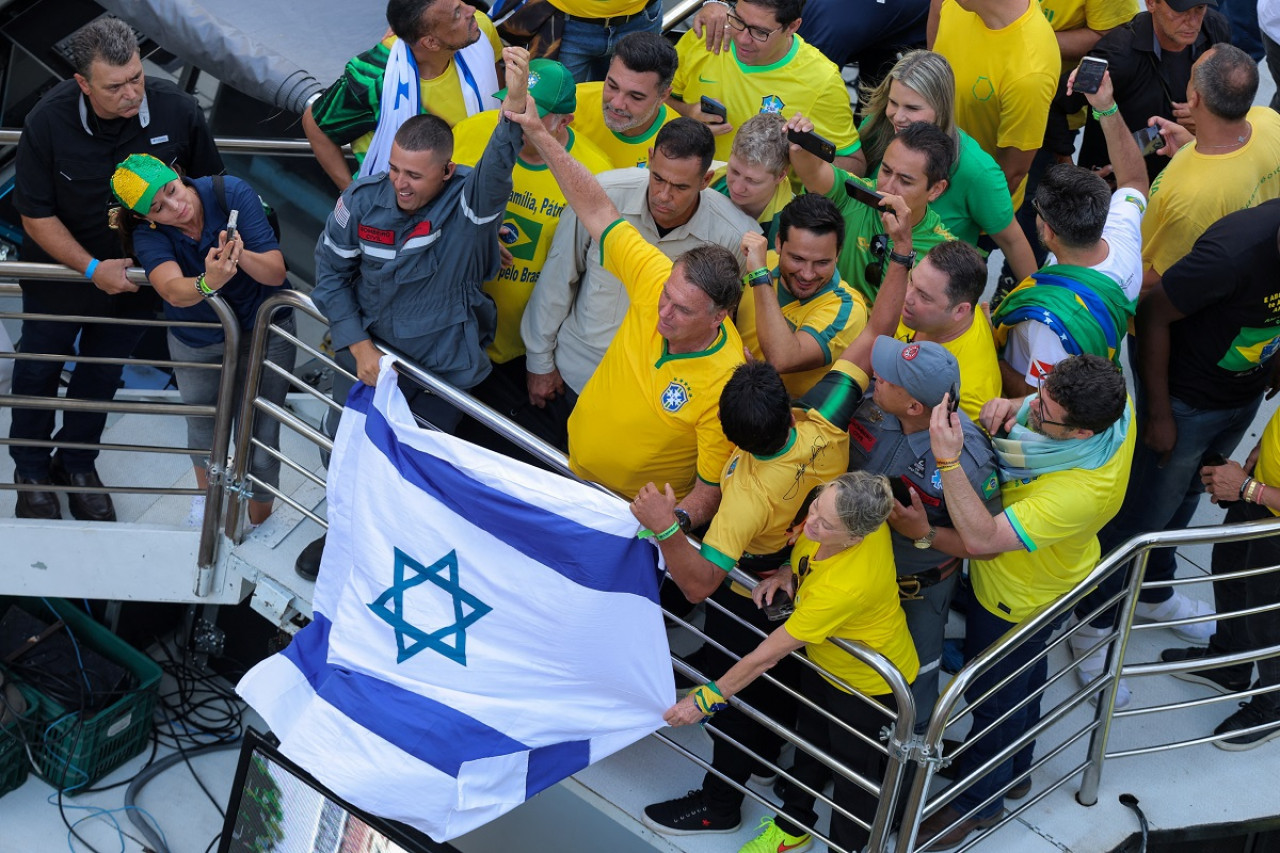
787, 128, 836, 162
1133, 125, 1163, 156
948, 383, 960, 414
889, 476, 913, 506
844, 179, 884, 210
224, 209, 240, 244
763, 589, 795, 622
1075, 56, 1108, 95
700, 95, 728, 124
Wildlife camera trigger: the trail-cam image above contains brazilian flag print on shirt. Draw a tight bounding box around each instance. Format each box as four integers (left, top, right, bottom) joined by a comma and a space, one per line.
1220, 326, 1280, 373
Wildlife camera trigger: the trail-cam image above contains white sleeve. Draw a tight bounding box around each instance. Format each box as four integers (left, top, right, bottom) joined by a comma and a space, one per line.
1004, 321, 1071, 387
1101, 188, 1147, 301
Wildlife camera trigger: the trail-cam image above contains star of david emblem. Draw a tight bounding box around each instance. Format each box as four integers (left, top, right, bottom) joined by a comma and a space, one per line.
368, 548, 492, 666
661, 381, 690, 412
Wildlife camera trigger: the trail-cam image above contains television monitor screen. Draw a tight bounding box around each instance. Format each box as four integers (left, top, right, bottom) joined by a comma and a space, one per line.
217, 729, 457, 853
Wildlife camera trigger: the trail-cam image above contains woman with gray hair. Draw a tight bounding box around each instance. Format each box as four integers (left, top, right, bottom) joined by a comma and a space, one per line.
858, 50, 1037, 283
710, 113, 793, 248
659, 471, 918, 853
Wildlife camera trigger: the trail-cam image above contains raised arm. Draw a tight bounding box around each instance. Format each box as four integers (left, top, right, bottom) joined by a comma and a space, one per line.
1067, 67, 1148, 197
834, 192, 914, 374
507, 91, 621, 241
785, 113, 836, 196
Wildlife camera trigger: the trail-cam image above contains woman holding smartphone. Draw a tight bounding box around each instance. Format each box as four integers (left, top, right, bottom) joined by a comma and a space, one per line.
657, 471, 918, 853
110, 153, 295, 528
858, 50, 1038, 283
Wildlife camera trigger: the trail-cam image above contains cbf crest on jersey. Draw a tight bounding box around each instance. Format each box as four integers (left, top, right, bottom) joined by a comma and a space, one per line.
661, 378, 692, 412
761, 94, 785, 114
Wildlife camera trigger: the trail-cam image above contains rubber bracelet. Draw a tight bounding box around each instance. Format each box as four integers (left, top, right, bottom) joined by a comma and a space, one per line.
937, 462, 962, 473
84, 259, 100, 280
1091, 103, 1119, 120
934, 456, 960, 467
743, 268, 771, 287
1240, 477, 1254, 502
195, 273, 216, 297
654, 521, 682, 541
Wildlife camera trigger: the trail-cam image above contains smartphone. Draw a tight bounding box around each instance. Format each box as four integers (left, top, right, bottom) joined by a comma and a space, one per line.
787, 128, 836, 162
889, 476, 913, 506
1075, 56, 1108, 95
700, 95, 728, 124
844, 179, 884, 210
763, 589, 795, 622
225, 209, 240, 244
1133, 125, 1163, 156
948, 383, 960, 414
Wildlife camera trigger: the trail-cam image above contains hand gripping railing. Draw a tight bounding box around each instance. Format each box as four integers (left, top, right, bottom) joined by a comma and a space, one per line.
0, 261, 242, 596
228, 289, 918, 853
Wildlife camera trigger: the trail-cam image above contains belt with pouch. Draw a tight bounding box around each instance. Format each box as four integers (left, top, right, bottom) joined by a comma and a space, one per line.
563, 0, 658, 27
727, 545, 791, 597
897, 557, 961, 601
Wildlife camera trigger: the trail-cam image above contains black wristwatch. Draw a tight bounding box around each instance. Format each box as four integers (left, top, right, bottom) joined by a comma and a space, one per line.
674, 508, 693, 534
889, 249, 916, 268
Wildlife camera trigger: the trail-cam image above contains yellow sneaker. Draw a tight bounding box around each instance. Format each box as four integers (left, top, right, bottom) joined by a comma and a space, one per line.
738, 816, 812, 853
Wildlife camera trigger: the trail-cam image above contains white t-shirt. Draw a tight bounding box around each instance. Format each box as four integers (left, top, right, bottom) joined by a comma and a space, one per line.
1260, 0, 1280, 43
1004, 188, 1146, 384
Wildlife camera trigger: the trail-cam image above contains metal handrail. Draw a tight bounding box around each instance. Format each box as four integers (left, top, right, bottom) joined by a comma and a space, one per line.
0, 260, 242, 596
225, 287, 918, 852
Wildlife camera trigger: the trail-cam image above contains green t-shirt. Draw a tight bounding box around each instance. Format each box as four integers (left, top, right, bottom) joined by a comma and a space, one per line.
823, 167, 956, 304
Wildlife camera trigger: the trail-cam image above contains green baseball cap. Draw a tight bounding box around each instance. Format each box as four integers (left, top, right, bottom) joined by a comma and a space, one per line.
494, 58, 577, 117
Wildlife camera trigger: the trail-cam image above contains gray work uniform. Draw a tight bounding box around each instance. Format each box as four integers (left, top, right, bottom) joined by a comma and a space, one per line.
848, 397, 1000, 728
313, 116, 523, 392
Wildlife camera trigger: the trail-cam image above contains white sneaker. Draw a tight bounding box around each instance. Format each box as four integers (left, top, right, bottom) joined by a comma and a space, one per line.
185, 495, 207, 528
1134, 592, 1215, 645
1068, 622, 1131, 709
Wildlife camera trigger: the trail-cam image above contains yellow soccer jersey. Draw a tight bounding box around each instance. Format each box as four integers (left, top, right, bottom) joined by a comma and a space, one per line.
351, 16, 503, 162
1038, 0, 1139, 73
935, 0, 1059, 209
550, 0, 649, 15
1253, 408, 1280, 518
568, 220, 745, 499
786, 527, 920, 696
1143, 107, 1280, 276
670, 30, 859, 164
701, 360, 869, 569
572, 81, 677, 170
453, 115, 613, 362
971, 402, 1136, 623
895, 312, 1001, 423
737, 270, 868, 398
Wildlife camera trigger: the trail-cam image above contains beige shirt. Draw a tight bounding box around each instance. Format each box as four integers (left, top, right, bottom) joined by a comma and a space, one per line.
522, 168, 759, 393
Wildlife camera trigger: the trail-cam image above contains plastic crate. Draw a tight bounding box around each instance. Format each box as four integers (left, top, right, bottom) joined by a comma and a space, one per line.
0, 597, 161, 792
0, 682, 38, 798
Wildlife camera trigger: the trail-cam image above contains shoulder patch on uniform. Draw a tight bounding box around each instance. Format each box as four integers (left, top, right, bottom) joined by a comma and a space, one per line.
982, 472, 1000, 499
1123, 194, 1146, 214
334, 196, 350, 228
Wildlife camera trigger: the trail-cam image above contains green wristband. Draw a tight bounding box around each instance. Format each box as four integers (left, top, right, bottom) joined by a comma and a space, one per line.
638, 520, 682, 541
1091, 103, 1118, 120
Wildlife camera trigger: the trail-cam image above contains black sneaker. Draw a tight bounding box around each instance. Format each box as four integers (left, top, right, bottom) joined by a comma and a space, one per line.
642, 789, 740, 835
1214, 701, 1280, 751
1160, 646, 1251, 694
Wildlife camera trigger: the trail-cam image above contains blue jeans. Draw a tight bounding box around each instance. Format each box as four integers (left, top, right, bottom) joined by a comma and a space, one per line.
557, 0, 662, 83
954, 599, 1064, 820
1079, 391, 1262, 625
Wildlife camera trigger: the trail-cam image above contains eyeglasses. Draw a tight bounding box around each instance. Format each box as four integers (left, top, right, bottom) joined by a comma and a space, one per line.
1031, 197, 1052, 230
1033, 377, 1073, 431
726, 10, 785, 42
864, 233, 889, 288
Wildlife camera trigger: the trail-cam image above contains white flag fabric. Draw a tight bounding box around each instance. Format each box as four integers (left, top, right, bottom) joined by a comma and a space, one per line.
237, 360, 674, 840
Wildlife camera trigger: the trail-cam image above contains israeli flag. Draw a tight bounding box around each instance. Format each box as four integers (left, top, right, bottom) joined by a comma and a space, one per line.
237, 360, 674, 840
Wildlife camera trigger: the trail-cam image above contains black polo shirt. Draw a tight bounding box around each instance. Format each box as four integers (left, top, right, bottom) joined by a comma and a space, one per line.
14, 76, 223, 265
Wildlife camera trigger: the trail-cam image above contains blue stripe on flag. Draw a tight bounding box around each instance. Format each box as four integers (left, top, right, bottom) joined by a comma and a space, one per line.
526, 741, 590, 799
352, 385, 659, 602
285, 613, 559, 776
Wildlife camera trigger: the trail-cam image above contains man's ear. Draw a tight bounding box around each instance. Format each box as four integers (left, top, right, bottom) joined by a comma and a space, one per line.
926, 177, 949, 204
74, 73, 92, 98
701, 169, 714, 190
442, 161, 457, 181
